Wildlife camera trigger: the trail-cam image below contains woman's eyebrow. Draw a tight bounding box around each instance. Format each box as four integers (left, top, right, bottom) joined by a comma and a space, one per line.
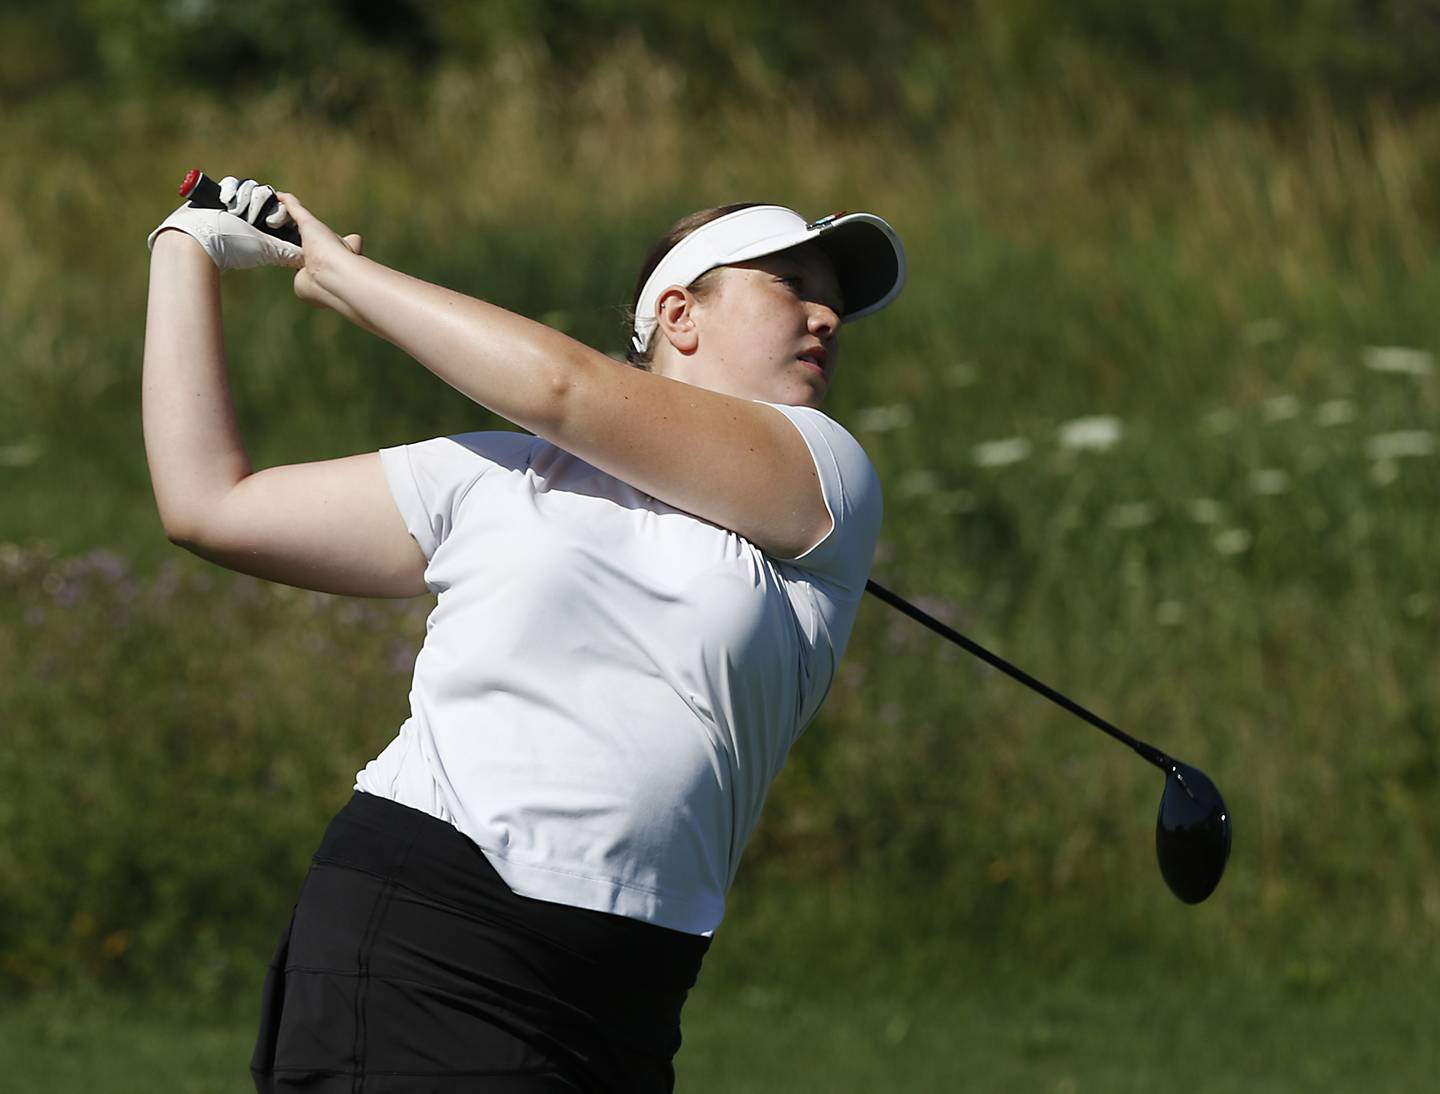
771, 256, 843, 310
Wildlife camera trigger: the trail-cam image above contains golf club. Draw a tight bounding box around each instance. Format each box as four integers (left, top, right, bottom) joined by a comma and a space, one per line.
174, 168, 303, 245
865, 578, 1231, 904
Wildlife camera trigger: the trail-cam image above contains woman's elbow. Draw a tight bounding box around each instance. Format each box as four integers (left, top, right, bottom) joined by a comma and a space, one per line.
523, 353, 585, 435
156, 504, 210, 554
163, 521, 203, 553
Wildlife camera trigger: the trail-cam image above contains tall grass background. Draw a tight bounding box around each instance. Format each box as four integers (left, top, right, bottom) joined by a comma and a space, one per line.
3, 19, 1439, 1047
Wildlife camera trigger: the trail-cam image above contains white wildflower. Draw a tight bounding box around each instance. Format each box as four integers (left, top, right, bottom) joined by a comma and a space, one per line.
1365, 431, 1435, 461
1187, 498, 1225, 525
0, 441, 41, 468
945, 362, 980, 388
1202, 408, 1239, 434
1106, 501, 1157, 529
1263, 395, 1301, 422
1363, 346, 1434, 377
1243, 318, 1285, 346
1052, 505, 1082, 530
1057, 416, 1123, 452
854, 404, 914, 433
1213, 528, 1253, 555
883, 1014, 910, 1046
740, 985, 779, 1010
1155, 601, 1186, 627
1249, 468, 1291, 495
1370, 460, 1399, 487
1315, 400, 1357, 427
0, 542, 27, 576
933, 490, 977, 515
895, 469, 940, 498
973, 437, 1032, 468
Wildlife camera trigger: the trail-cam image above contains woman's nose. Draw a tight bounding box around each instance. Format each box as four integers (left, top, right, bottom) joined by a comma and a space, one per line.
807, 302, 841, 338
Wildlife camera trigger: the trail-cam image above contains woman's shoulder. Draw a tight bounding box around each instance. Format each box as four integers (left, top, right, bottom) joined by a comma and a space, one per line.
396, 429, 547, 473
753, 403, 882, 580
759, 403, 879, 490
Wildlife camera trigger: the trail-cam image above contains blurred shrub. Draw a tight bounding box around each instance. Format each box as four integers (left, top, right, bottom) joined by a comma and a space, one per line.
3, 24, 1439, 1001
0, 545, 428, 998
5, 1, 1440, 121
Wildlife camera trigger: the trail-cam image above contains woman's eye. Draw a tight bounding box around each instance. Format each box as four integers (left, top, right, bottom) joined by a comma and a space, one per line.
780, 275, 802, 290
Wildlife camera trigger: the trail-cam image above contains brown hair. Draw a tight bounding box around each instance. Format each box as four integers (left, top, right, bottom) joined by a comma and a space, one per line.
623, 203, 764, 369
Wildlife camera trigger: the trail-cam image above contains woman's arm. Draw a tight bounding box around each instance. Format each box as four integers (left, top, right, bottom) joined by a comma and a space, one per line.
142, 230, 428, 597
280, 196, 833, 559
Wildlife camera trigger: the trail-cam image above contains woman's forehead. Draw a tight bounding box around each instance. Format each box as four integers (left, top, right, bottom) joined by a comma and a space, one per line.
732, 244, 843, 297
765, 242, 834, 273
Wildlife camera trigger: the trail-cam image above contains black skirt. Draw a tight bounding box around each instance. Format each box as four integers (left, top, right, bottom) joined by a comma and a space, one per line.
251, 792, 711, 1093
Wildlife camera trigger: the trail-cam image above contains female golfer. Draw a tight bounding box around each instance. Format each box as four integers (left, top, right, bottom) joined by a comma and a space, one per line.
143, 179, 904, 1092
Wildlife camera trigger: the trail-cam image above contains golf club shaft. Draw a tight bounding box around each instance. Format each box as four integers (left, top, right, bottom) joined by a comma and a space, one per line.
864, 579, 1170, 769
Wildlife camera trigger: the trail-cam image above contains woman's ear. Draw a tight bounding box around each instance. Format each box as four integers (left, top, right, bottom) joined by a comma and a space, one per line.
655, 286, 701, 356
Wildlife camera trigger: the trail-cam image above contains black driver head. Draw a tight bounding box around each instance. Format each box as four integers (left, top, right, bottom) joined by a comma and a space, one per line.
1155, 760, 1231, 904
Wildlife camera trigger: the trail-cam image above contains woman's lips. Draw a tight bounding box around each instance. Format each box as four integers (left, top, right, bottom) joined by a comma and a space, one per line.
798, 356, 828, 381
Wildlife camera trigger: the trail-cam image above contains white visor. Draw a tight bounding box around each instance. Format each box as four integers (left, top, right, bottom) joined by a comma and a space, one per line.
631, 204, 906, 355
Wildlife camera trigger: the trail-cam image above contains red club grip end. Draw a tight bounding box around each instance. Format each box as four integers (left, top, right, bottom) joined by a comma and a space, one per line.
179, 169, 202, 198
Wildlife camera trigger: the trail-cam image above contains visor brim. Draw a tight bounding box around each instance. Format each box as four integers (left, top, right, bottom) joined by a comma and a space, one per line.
813, 214, 906, 322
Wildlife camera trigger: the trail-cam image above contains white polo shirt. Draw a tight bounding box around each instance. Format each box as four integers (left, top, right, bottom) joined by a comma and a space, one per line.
357, 403, 882, 935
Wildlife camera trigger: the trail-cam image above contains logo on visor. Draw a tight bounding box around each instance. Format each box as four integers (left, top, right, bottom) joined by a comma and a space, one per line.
806, 212, 847, 232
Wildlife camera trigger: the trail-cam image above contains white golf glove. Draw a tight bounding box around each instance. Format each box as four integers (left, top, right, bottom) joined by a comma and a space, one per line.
147, 176, 303, 271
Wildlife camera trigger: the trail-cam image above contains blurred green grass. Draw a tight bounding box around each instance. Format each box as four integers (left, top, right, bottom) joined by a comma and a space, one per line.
2, 47, 1438, 1023
4, 953, 1434, 1092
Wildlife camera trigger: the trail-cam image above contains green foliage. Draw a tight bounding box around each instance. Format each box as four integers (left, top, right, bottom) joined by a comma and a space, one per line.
4, 958, 1438, 1090
2, 44, 1439, 1003
5, 2, 1440, 121
0, 547, 426, 996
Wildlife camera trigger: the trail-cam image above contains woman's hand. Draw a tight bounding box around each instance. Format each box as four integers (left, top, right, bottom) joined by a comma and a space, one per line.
274, 191, 365, 316
147, 204, 305, 271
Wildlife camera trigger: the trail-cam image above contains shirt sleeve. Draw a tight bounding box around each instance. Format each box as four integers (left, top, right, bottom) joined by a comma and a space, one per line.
761, 403, 884, 593
378, 431, 538, 560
